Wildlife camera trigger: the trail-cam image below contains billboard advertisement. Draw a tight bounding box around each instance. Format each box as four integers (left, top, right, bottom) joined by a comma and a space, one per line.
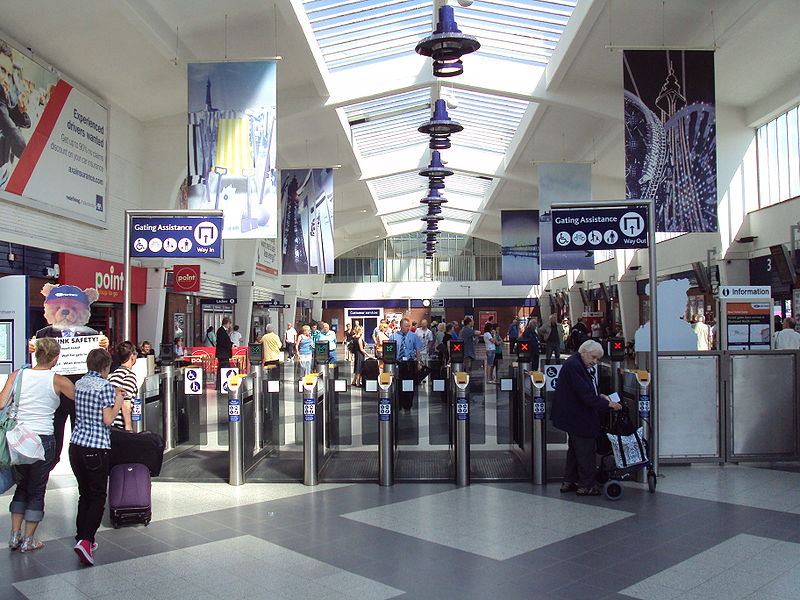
186, 61, 277, 239
501, 210, 539, 286
0, 35, 107, 225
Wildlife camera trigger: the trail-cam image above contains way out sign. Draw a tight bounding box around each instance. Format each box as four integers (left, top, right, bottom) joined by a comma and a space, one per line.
551, 207, 648, 251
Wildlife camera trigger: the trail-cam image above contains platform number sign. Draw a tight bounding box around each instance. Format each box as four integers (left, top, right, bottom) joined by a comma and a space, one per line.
131, 398, 142, 422
220, 368, 239, 393
228, 397, 240, 422
379, 398, 391, 421
639, 394, 651, 419
184, 367, 203, 394
303, 398, 316, 421
544, 365, 561, 391
456, 399, 469, 420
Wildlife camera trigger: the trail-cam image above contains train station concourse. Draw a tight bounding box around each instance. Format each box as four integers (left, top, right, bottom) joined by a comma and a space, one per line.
0, 0, 799, 599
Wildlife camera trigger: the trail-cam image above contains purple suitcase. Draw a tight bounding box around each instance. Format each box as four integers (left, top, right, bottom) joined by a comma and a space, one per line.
108, 463, 152, 528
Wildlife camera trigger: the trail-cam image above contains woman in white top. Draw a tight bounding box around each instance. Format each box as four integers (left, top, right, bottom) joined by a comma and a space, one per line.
0, 338, 74, 553
483, 325, 497, 384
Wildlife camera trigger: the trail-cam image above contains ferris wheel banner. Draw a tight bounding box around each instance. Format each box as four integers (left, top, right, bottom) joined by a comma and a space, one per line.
501, 210, 540, 286
624, 50, 717, 233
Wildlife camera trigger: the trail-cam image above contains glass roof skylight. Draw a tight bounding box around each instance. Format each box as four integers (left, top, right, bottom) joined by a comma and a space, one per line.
369, 171, 492, 215
341, 89, 430, 158
455, 0, 577, 67
446, 88, 529, 154
302, 0, 432, 71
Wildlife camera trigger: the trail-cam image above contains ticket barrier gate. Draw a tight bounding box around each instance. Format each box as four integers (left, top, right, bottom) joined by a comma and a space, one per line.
378, 372, 395, 486
302, 373, 322, 486
453, 371, 470, 486
529, 371, 546, 485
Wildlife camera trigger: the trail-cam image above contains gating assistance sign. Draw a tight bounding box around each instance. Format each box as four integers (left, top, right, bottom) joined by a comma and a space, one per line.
130, 216, 223, 258
551, 207, 648, 251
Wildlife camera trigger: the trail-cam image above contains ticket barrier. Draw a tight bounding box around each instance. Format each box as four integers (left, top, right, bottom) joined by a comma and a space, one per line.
629, 369, 657, 491
529, 371, 546, 485
302, 373, 322, 486
453, 371, 470, 487
378, 372, 395, 486
227, 374, 247, 486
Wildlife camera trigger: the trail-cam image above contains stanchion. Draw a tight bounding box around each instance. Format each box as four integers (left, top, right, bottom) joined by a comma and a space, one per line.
378, 372, 394, 486
302, 373, 319, 486
453, 371, 470, 487
227, 374, 245, 486
529, 371, 546, 485
160, 364, 174, 451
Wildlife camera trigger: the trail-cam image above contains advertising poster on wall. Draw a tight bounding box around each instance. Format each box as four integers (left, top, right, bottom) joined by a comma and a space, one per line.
185, 61, 277, 239
0, 36, 108, 225
501, 210, 539, 286
256, 238, 279, 277
281, 168, 335, 275
538, 163, 595, 270
624, 50, 717, 233
0, 275, 27, 370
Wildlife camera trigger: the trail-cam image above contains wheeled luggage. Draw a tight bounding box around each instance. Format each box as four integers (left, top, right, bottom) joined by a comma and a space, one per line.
108, 463, 152, 528
360, 357, 379, 382
109, 428, 165, 476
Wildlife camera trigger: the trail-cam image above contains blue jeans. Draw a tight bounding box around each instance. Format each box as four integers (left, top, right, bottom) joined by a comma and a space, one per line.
9, 434, 56, 522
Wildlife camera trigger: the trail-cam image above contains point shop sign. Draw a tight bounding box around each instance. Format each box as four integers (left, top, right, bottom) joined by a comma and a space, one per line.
173, 265, 201, 292
59, 253, 146, 304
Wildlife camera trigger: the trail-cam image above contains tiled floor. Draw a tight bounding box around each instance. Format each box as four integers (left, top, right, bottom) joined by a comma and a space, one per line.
2, 462, 800, 599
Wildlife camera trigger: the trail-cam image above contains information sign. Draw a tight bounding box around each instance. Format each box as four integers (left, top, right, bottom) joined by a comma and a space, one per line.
639, 394, 651, 419
533, 401, 546, 419
379, 398, 391, 421
718, 286, 771, 300
131, 398, 142, 422
456, 399, 469, 420
184, 367, 203, 394
220, 367, 239, 393
551, 207, 648, 251
130, 216, 223, 258
228, 397, 240, 422
544, 365, 561, 392
303, 398, 316, 421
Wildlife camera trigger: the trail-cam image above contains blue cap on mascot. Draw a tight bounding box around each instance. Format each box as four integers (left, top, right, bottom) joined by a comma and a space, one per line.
44, 285, 91, 306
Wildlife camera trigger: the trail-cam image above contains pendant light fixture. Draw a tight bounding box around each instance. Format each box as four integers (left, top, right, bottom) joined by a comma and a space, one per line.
415, 5, 480, 78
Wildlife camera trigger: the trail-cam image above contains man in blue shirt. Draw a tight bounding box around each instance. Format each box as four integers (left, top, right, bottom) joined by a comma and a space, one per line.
390, 318, 423, 411
316, 322, 338, 364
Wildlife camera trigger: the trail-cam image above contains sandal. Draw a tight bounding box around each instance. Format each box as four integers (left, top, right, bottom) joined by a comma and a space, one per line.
19, 537, 44, 553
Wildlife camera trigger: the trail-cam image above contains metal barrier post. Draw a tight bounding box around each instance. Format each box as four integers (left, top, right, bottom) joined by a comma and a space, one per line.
378, 372, 394, 486
454, 371, 470, 486
252, 365, 264, 451
227, 374, 245, 486
160, 365, 175, 450
632, 369, 657, 490
302, 374, 319, 486
529, 371, 546, 485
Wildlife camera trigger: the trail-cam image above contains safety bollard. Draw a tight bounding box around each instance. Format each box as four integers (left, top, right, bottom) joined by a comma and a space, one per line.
227, 374, 245, 486
378, 372, 394, 486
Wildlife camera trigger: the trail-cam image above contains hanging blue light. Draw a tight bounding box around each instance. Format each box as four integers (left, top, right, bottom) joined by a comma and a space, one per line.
418, 99, 463, 150
419, 150, 454, 189
415, 5, 480, 78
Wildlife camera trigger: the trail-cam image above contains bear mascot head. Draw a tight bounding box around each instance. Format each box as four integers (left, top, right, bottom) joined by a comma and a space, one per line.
38, 284, 100, 337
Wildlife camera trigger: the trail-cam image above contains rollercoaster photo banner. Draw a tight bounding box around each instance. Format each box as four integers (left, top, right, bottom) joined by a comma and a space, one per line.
538, 163, 595, 270
501, 210, 540, 286
185, 61, 277, 239
624, 50, 717, 233
280, 168, 335, 275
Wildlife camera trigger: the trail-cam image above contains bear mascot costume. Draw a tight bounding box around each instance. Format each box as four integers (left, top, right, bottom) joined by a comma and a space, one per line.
36, 284, 101, 338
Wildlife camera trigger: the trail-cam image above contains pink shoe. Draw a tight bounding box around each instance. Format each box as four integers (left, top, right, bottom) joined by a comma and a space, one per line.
74, 540, 94, 565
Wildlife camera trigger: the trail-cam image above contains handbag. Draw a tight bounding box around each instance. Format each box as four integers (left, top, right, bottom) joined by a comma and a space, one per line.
0, 367, 27, 467
607, 426, 648, 469
3, 367, 44, 465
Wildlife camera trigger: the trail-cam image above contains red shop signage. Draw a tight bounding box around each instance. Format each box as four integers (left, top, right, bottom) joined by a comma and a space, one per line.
173, 265, 201, 292
58, 253, 147, 304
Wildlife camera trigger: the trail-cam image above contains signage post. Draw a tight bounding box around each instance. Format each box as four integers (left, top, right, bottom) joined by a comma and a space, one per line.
552, 199, 659, 477
123, 209, 224, 344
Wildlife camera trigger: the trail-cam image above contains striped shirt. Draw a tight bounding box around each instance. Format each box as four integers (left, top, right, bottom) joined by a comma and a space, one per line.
108, 366, 137, 430
71, 371, 116, 449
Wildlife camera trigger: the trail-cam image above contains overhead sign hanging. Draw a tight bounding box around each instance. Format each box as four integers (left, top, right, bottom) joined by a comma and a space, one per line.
551, 207, 648, 251
129, 216, 223, 258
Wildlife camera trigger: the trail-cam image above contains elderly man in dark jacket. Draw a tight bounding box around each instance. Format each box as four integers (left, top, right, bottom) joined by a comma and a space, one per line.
551, 340, 621, 496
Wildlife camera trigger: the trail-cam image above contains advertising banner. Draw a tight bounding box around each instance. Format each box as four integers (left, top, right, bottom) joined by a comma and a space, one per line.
281, 168, 335, 275
186, 61, 277, 239
59, 253, 147, 304
551, 207, 648, 251
624, 50, 717, 233
130, 216, 223, 259
538, 163, 595, 270
0, 35, 107, 225
501, 210, 539, 286
0, 275, 28, 370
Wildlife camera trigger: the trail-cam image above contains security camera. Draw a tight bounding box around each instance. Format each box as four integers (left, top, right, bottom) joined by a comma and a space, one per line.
457, 0, 474, 6
281, 284, 291, 289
